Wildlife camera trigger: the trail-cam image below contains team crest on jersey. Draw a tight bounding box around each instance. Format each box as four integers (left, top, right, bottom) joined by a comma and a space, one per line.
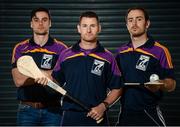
91, 59, 105, 76
41, 54, 53, 69
136, 55, 150, 71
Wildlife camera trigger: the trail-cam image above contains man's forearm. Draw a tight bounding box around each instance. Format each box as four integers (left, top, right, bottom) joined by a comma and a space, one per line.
102, 89, 122, 108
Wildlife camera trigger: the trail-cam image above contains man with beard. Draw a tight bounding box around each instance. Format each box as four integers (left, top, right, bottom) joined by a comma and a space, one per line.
11, 7, 67, 126
115, 7, 176, 126
36, 11, 123, 126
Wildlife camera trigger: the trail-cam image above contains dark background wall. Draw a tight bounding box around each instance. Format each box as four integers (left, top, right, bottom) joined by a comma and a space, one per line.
0, 0, 180, 125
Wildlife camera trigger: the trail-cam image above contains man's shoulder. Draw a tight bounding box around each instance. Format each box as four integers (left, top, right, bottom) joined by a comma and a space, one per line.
17, 38, 29, 44
14, 39, 30, 48
58, 46, 79, 62
63, 46, 73, 52
154, 41, 169, 50
103, 48, 114, 57
60, 46, 74, 56
94, 48, 116, 64
53, 38, 68, 48
116, 42, 130, 53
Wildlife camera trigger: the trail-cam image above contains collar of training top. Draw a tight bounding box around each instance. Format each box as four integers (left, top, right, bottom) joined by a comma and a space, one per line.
127, 35, 155, 48
29, 36, 54, 46
72, 40, 105, 53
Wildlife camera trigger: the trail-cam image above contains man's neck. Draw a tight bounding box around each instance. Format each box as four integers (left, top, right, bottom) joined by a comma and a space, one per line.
131, 34, 148, 49
33, 34, 49, 47
79, 40, 97, 50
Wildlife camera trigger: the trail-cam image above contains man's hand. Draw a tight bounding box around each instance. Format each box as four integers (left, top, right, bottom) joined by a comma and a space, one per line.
35, 77, 48, 86
145, 80, 163, 92
87, 103, 106, 121
34, 70, 52, 86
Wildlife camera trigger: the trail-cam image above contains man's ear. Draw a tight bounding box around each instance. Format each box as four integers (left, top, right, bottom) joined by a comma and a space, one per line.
126, 23, 129, 31
146, 20, 150, 29
77, 24, 81, 34
49, 20, 52, 27
30, 21, 32, 28
98, 24, 101, 33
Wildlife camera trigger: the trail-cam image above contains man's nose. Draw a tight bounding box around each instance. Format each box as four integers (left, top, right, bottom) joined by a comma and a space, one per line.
132, 20, 137, 25
39, 20, 43, 25
87, 26, 91, 32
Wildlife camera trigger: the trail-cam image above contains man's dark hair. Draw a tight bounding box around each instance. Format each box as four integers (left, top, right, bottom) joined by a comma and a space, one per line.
125, 7, 149, 22
31, 7, 51, 20
79, 11, 99, 23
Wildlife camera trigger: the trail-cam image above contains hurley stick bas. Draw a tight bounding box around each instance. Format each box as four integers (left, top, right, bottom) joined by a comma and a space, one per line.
17, 55, 103, 123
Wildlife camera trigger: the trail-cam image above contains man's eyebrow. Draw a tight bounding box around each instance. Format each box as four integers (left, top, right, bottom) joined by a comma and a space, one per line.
128, 17, 133, 20
128, 16, 143, 20
136, 16, 144, 18
33, 17, 48, 19
33, 16, 38, 19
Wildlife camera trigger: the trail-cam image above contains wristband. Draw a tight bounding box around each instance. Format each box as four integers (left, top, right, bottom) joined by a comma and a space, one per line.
102, 101, 109, 109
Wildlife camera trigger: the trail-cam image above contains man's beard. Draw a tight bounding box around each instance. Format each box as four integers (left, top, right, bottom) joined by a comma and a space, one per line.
131, 30, 146, 37
130, 25, 146, 37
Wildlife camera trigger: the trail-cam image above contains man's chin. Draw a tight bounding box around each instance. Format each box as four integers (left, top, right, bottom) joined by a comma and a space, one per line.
132, 32, 144, 37
85, 39, 96, 43
36, 32, 48, 35
84, 37, 97, 42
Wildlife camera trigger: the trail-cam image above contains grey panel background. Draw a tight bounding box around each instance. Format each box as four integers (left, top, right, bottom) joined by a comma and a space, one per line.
0, 0, 180, 125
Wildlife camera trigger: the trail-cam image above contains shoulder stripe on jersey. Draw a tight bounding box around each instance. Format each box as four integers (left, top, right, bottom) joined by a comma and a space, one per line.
22, 48, 56, 54
120, 48, 156, 58
135, 49, 157, 58
54, 39, 68, 48
105, 49, 112, 54
65, 52, 85, 61
119, 48, 133, 53
11, 39, 29, 63
155, 42, 173, 68
89, 53, 110, 63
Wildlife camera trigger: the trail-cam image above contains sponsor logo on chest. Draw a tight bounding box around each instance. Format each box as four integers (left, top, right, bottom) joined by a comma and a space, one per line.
91, 59, 105, 76
41, 54, 53, 69
136, 55, 150, 71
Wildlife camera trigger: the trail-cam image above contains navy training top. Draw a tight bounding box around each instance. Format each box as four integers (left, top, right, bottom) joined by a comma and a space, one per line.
12, 36, 67, 102
115, 36, 175, 111
52, 41, 123, 111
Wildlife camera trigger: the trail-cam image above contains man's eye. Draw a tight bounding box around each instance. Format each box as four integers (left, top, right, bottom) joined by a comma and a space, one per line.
43, 19, 48, 22
128, 19, 133, 22
82, 25, 87, 27
42, 18, 48, 22
34, 19, 39, 22
91, 25, 96, 27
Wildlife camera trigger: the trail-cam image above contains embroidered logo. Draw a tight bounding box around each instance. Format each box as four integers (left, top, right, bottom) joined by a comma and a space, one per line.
41, 54, 53, 69
136, 55, 150, 71
91, 59, 105, 76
